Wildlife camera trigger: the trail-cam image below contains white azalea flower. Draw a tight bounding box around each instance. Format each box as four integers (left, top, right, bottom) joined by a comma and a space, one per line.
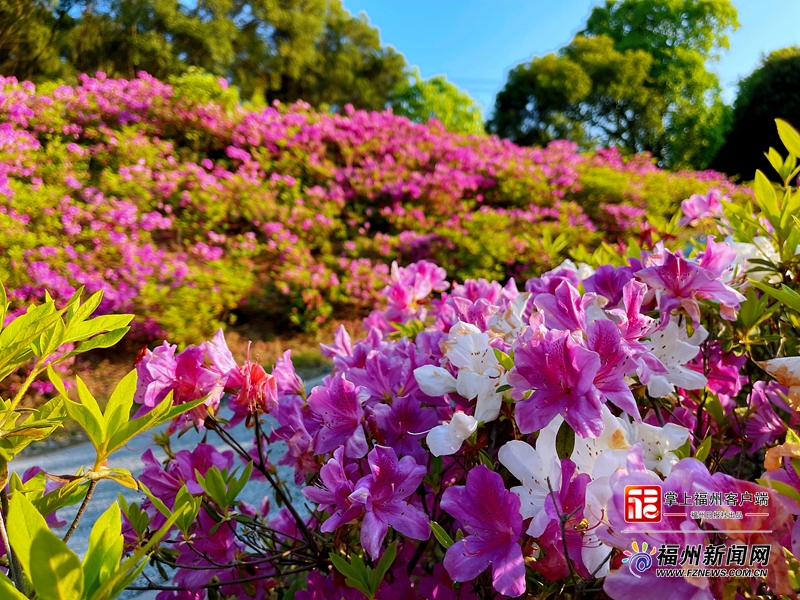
489, 292, 531, 341
555, 258, 596, 280
413, 321, 505, 423
426, 412, 477, 456
644, 317, 708, 397
724, 236, 781, 288
498, 439, 561, 537
414, 364, 457, 397
636, 422, 689, 475
758, 356, 800, 409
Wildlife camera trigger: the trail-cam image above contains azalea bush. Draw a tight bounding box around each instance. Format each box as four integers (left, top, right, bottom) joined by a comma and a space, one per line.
0, 72, 747, 350
1, 120, 798, 599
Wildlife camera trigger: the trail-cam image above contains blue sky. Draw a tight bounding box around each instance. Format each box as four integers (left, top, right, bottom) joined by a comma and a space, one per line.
342, 0, 800, 116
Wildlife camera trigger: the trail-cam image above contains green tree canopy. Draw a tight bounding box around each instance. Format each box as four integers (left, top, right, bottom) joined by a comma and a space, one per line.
488, 0, 738, 169
390, 68, 484, 135
711, 48, 800, 179
0, 0, 406, 111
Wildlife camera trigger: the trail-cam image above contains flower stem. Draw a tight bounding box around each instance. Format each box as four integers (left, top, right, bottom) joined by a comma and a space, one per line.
63, 479, 96, 543
0, 490, 24, 591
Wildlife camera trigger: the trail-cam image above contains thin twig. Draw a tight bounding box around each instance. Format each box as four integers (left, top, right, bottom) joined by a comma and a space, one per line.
63, 479, 97, 543
0, 491, 23, 591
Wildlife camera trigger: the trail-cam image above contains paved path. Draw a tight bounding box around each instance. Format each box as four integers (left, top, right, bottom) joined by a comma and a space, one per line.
9, 375, 326, 599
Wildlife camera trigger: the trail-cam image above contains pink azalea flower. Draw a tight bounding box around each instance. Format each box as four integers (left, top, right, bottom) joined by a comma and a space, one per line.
509, 329, 605, 438
635, 237, 745, 323
533, 280, 596, 332
583, 264, 634, 306
306, 373, 369, 458
371, 395, 438, 464
302, 447, 362, 533
348, 446, 429, 559
679, 189, 724, 226
440, 465, 525, 597
272, 349, 305, 398
229, 343, 278, 422
270, 398, 319, 484
533, 459, 593, 581
586, 319, 641, 420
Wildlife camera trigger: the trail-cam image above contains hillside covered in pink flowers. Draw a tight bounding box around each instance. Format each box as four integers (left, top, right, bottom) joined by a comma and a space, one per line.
0, 72, 747, 347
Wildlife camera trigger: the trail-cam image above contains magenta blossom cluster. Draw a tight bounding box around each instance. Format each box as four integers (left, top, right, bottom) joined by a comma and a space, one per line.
121, 233, 800, 599
1, 72, 746, 352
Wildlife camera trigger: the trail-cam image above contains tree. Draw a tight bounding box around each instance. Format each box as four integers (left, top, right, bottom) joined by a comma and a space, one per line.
0, 0, 406, 111
711, 48, 800, 179
488, 0, 738, 169
0, 0, 74, 81
390, 68, 484, 134
266, 0, 407, 110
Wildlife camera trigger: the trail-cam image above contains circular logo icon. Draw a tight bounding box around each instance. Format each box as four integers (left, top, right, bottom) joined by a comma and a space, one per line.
621, 541, 657, 578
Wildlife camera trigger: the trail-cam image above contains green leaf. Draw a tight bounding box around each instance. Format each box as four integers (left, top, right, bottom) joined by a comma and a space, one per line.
777, 119, 800, 159
555, 420, 575, 460
0, 281, 7, 335
62, 315, 133, 345
64, 399, 105, 452
75, 376, 106, 435
694, 437, 712, 462
82, 502, 123, 599
749, 280, 800, 313
329, 553, 361, 581
89, 503, 187, 600
8, 492, 85, 599
754, 170, 780, 229
430, 521, 454, 549
33, 479, 91, 518
94, 467, 138, 490
495, 384, 512, 393
138, 481, 172, 520
766, 147, 784, 175
103, 370, 138, 441
0, 571, 26, 599
29, 529, 84, 600
67, 290, 103, 327
704, 396, 725, 426
69, 327, 131, 356
372, 541, 397, 591
492, 348, 514, 371
758, 477, 800, 504
103, 394, 204, 456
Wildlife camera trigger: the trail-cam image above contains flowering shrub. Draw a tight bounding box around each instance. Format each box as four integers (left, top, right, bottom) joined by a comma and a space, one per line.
2, 121, 797, 599
1, 73, 747, 346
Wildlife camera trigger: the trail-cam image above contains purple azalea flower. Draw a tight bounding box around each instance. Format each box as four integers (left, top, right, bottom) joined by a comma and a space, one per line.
306, 373, 369, 458
139, 443, 235, 508
583, 264, 634, 307
348, 445, 429, 559
534, 459, 593, 581
272, 350, 305, 398
270, 398, 319, 484
509, 329, 605, 438
202, 328, 240, 387
134, 340, 178, 410
635, 237, 745, 323
302, 447, 363, 533
586, 319, 641, 420
744, 381, 788, 452
440, 465, 525, 597
533, 280, 596, 331
371, 395, 438, 464
296, 571, 362, 600
679, 189, 724, 226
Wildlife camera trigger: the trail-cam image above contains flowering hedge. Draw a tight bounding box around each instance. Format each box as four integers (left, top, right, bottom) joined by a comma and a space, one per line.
1, 121, 799, 599
0, 72, 747, 348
